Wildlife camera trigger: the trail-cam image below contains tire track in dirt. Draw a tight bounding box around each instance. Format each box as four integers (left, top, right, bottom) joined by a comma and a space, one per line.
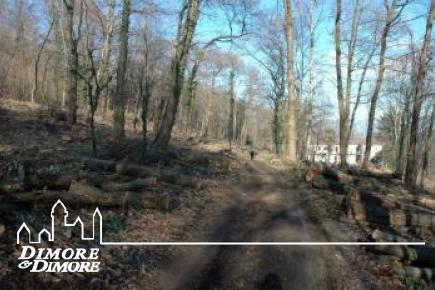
158, 161, 349, 290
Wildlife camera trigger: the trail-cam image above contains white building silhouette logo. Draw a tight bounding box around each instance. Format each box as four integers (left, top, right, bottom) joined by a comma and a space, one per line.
16, 200, 103, 273
13, 194, 425, 274
17, 200, 102, 245
16, 199, 425, 247
13, 200, 427, 274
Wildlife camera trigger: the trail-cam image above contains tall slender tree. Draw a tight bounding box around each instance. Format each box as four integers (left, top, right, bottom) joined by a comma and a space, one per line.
394, 58, 413, 178
31, 20, 54, 104
283, 0, 298, 162
334, 0, 376, 167
113, 0, 131, 139
420, 101, 435, 187
228, 68, 236, 151
404, 0, 435, 188
63, 0, 79, 124
334, 0, 347, 167
362, 0, 403, 169
153, 0, 201, 148
98, 0, 116, 115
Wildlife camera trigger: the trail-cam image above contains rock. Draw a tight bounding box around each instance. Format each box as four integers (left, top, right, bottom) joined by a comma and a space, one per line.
0, 181, 25, 194
61, 135, 72, 142
371, 229, 410, 244
375, 255, 401, 263
347, 190, 435, 227
39, 149, 55, 158
393, 265, 435, 281
368, 244, 435, 268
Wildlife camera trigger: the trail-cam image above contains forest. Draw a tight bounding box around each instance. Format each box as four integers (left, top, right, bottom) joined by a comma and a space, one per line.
0, 0, 434, 289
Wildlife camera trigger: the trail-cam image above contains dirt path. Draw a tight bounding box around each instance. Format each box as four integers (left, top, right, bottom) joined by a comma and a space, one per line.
158, 160, 350, 290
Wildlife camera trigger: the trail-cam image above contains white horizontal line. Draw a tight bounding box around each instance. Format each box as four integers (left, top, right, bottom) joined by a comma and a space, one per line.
100, 242, 426, 246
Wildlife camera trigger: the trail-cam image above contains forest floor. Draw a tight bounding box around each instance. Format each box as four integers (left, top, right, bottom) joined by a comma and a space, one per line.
0, 98, 434, 290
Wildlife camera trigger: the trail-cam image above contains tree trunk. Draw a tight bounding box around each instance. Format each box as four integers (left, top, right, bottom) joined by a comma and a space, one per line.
272, 101, 282, 155
153, 0, 201, 148
5, 184, 170, 211
113, 0, 131, 139
340, 0, 360, 166
334, 0, 348, 168
362, 0, 397, 169
304, 0, 316, 161
80, 157, 201, 188
394, 89, 412, 178
141, 93, 149, 157
283, 0, 298, 163
228, 69, 235, 151
420, 102, 435, 188
88, 108, 97, 157
347, 44, 376, 147
99, 178, 157, 192
184, 59, 200, 134
98, 0, 115, 119
62, 0, 79, 124
31, 21, 53, 104
404, 0, 435, 188
140, 69, 151, 160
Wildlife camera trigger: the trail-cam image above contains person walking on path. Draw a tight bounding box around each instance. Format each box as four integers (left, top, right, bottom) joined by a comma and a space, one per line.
247, 140, 255, 160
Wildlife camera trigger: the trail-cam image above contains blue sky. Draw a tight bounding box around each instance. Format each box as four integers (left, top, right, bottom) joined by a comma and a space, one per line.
18, 0, 432, 136
183, 0, 432, 136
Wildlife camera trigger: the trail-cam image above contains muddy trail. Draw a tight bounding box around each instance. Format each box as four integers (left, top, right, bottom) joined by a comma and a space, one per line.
159, 161, 353, 290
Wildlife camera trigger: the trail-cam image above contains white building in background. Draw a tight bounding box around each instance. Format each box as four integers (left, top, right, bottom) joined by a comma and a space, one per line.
306, 144, 383, 166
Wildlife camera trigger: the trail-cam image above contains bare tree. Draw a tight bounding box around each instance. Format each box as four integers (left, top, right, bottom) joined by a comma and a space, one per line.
347, 41, 377, 147
228, 67, 236, 151
283, 0, 298, 162
404, 0, 435, 188
362, 0, 406, 169
248, 12, 286, 155
303, 0, 323, 161
153, 0, 202, 148
113, 0, 131, 139
138, 23, 155, 159
394, 48, 415, 178
99, 0, 116, 119
420, 101, 435, 187
31, 20, 54, 104
62, 0, 81, 124
183, 51, 203, 134
334, 0, 348, 167
333, 0, 378, 168
75, 3, 113, 156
